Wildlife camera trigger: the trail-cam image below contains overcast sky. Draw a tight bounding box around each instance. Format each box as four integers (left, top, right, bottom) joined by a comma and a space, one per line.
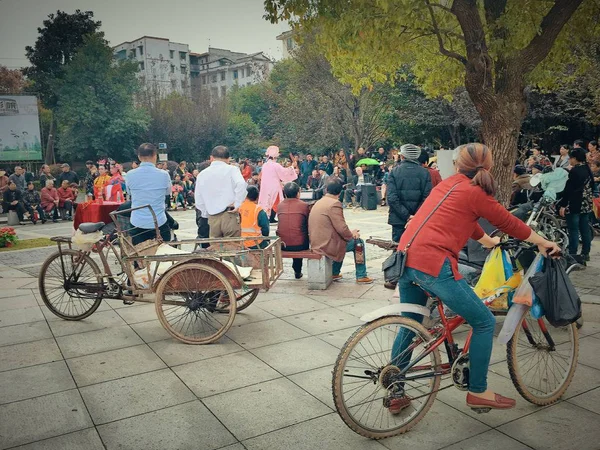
0, 0, 288, 69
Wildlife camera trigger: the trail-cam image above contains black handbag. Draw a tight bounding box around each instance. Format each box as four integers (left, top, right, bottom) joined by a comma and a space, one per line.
382, 183, 460, 284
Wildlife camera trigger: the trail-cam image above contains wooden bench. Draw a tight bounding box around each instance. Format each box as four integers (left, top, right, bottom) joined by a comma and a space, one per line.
281, 249, 333, 290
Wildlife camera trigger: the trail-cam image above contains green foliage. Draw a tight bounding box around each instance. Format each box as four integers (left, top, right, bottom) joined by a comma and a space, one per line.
54, 34, 149, 162
224, 113, 265, 159
24, 10, 101, 108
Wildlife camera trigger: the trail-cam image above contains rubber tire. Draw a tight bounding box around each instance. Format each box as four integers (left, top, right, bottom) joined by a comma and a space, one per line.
235, 288, 259, 312
332, 316, 441, 439
155, 263, 237, 344
38, 249, 103, 321
506, 308, 578, 405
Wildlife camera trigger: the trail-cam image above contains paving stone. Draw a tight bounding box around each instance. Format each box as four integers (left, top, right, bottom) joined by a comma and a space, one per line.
114, 302, 161, 324
67, 344, 167, 387
0, 390, 92, 449
243, 413, 385, 450
0, 361, 75, 405
203, 377, 331, 441
0, 294, 38, 312
0, 289, 37, 299
130, 319, 172, 343
173, 351, 281, 398
98, 401, 236, 450
0, 306, 44, 328
14, 428, 104, 450
316, 326, 361, 349
575, 335, 600, 370
56, 325, 143, 359
0, 339, 62, 372
0, 321, 52, 347
442, 429, 530, 450
251, 336, 339, 375
288, 365, 335, 409
80, 368, 195, 425
281, 308, 363, 335
214, 305, 276, 326
335, 297, 395, 318
581, 294, 600, 305
498, 401, 600, 450
45, 309, 128, 337
149, 336, 244, 366
256, 294, 330, 317
567, 386, 600, 415
226, 318, 309, 350
379, 401, 490, 450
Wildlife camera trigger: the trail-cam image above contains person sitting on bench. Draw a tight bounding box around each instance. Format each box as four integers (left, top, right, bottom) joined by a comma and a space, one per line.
277, 182, 310, 279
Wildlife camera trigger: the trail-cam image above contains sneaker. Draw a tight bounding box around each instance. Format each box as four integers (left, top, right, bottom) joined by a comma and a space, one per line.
41, 219, 47, 224
582, 254, 590, 262
294, 272, 303, 279
332, 274, 343, 281
388, 397, 411, 414
356, 277, 374, 284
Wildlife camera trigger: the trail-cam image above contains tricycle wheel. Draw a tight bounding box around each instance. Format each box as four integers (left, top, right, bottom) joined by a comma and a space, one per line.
38, 249, 103, 320
228, 288, 259, 312
155, 263, 237, 344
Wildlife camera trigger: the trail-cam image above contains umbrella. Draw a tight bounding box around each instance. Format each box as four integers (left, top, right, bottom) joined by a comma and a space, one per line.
355, 158, 380, 166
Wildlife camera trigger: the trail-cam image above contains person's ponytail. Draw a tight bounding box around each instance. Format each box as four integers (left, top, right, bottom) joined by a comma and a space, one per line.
454, 143, 496, 196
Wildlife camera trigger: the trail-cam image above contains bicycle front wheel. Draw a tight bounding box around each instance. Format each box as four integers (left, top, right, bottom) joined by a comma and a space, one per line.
507, 308, 578, 405
38, 249, 103, 320
332, 316, 441, 439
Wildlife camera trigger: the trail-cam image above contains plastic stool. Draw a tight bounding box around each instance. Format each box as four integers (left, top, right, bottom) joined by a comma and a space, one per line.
7, 210, 20, 226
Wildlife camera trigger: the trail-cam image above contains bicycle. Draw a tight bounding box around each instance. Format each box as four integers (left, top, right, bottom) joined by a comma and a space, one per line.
332, 239, 579, 439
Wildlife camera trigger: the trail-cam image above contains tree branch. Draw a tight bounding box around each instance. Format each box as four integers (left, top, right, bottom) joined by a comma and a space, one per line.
425, 0, 467, 65
518, 0, 584, 72
483, 0, 507, 24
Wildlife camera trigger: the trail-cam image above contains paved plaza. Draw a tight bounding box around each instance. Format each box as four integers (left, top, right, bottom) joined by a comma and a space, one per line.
1, 207, 600, 450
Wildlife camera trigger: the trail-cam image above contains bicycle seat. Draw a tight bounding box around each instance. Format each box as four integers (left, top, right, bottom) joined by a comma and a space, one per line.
78, 222, 105, 234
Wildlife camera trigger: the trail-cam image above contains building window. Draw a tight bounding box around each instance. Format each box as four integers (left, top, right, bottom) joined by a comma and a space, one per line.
139, 62, 145, 70
170, 50, 175, 59
202, 75, 207, 85
233, 70, 238, 80
138, 45, 143, 56
130, 49, 136, 58
286, 38, 293, 50
220, 72, 226, 81
180, 51, 186, 60
211, 87, 218, 98
180, 65, 186, 74
211, 74, 217, 83
247, 66, 252, 77
221, 86, 226, 97
171, 65, 175, 73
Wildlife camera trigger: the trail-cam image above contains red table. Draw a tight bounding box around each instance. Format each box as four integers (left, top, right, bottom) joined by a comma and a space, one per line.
74, 201, 121, 230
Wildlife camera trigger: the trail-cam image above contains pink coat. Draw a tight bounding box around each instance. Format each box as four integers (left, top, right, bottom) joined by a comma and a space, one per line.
258, 159, 298, 214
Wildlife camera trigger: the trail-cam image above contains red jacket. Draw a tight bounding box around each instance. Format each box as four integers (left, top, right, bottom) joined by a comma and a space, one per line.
57, 186, 76, 207
277, 198, 310, 248
40, 187, 59, 211
399, 174, 531, 280
428, 167, 442, 187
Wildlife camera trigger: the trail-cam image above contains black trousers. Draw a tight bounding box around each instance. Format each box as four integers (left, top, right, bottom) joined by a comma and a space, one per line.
2, 202, 25, 221
25, 204, 45, 222
284, 243, 309, 274
131, 222, 171, 246
392, 225, 406, 244
196, 209, 210, 248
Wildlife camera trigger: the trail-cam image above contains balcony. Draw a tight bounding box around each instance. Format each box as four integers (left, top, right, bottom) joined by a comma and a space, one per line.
190, 64, 201, 73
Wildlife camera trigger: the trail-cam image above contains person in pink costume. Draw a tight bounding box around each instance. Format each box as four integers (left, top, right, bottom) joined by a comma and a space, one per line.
258, 145, 298, 217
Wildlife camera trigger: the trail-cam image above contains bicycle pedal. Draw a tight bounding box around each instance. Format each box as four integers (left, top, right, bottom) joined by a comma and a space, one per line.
123, 299, 135, 305
470, 407, 491, 414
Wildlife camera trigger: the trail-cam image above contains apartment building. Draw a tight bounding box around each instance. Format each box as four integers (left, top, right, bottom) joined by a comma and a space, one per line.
276, 30, 297, 59
190, 48, 274, 100
113, 36, 191, 97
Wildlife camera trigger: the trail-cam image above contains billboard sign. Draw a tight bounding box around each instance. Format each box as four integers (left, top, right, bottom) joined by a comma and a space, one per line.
0, 95, 43, 161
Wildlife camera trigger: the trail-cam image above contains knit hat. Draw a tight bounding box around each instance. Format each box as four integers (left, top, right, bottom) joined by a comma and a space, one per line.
400, 144, 421, 160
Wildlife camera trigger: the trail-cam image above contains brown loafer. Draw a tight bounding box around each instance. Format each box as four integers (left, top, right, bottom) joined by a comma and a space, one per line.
466, 392, 516, 410
356, 277, 374, 284
388, 397, 411, 414
332, 274, 343, 281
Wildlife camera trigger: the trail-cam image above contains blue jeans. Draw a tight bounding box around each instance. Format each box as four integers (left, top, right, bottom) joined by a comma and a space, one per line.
566, 213, 592, 256
332, 239, 368, 279
391, 259, 495, 394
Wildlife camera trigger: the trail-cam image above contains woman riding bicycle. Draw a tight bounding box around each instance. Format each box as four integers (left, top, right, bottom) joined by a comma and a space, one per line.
391, 143, 560, 413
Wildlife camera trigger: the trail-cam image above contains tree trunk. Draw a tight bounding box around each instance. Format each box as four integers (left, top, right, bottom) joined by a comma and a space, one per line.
479, 106, 524, 206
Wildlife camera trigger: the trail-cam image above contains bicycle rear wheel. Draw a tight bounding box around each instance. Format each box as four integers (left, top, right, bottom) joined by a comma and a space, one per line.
507, 308, 578, 405
38, 249, 103, 320
332, 316, 441, 439
155, 263, 237, 344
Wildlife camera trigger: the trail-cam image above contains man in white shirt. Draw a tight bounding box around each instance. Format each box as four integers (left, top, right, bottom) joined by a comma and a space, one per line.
195, 146, 247, 238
